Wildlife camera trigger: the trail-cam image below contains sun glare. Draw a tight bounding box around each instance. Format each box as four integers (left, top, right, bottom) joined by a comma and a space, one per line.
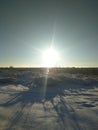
43, 48, 59, 67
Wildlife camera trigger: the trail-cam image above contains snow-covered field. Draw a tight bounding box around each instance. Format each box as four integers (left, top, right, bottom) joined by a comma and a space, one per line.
0, 70, 98, 130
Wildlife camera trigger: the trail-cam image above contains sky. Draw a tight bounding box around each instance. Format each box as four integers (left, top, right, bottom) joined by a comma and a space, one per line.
0, 0, 98, 67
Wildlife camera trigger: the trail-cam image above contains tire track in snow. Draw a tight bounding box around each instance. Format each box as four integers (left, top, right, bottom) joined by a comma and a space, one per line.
51, 94, 82, 130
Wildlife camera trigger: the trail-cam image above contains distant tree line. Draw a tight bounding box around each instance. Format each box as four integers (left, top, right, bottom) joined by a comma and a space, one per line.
0, 67, 98, 76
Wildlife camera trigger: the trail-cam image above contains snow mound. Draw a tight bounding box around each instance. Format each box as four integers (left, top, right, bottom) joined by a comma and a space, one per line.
34, 77, 60, 87
1, 84, 29, 91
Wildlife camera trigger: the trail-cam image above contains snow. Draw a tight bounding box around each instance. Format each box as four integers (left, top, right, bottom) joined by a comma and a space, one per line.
0, 73, 98, 130
0, 85, 29, 92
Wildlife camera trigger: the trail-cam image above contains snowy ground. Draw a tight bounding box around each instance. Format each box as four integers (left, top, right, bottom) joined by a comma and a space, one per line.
0, 72, 98, 130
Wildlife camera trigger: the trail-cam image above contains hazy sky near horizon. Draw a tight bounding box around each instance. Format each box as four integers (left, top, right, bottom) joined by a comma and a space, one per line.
0, 0, 98, 67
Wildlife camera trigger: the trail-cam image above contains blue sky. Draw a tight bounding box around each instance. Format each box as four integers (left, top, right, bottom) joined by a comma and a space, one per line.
0, 0, 98, 67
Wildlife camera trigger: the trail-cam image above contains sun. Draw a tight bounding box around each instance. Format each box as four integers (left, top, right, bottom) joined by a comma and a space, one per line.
42, 48, 59, 67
